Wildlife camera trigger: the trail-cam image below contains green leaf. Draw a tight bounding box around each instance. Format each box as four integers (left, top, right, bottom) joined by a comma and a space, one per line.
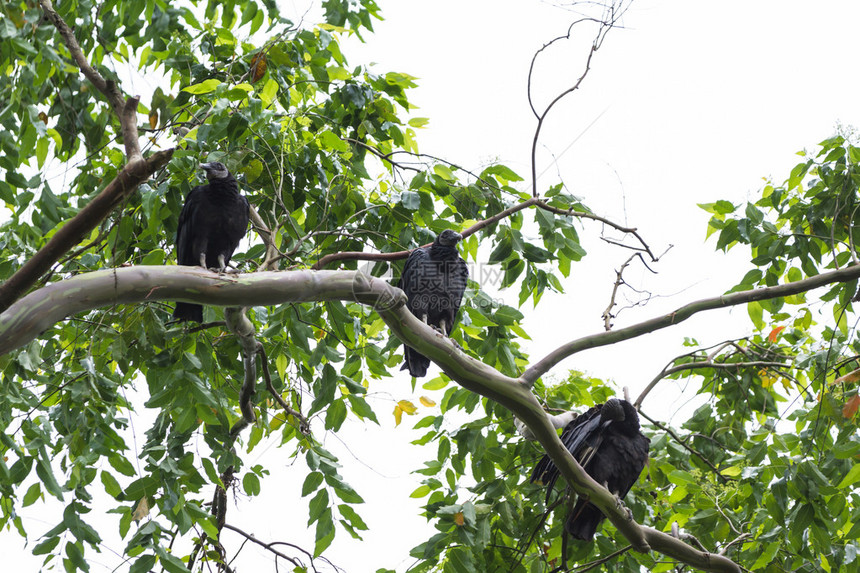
410, 484, 431, 498
433, 164, 455, 181
308, 489, 329, 525
400, 191, 420, 210
747, 301, 764, 330
182, 79, 221, 94
314, 508, 335, 557
22, 482, 41, 507
838, 463, 860, 489
36, 456, 63, 499
130, 554, 158, 573
302, 472, 324, 496
155, 545, 192, 573
319, 130, 349, 153
100, 471, 122, 499
242, 472, 261, 496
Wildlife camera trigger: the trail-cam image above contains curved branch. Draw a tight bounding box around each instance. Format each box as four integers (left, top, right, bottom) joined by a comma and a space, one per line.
311, 195, 658, 270
536, 200, 656, 261
522, 263, 860, 386
0, 148, 174, 313
225, 307, 261, 439
635, 359, 789, 408
259, 345, 310, 434
527, 3, 631, 197
0, 266, 740, 571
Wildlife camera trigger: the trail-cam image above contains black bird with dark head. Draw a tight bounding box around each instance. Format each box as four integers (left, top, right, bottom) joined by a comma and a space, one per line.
531, 398, 649, 541
173, 161, 250, 323
397, 229, 469, 377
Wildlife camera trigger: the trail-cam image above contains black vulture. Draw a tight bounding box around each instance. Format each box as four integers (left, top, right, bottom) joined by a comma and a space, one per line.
398, 229, 468, 377
172, 162, 250, 323
531, 398, 650, 540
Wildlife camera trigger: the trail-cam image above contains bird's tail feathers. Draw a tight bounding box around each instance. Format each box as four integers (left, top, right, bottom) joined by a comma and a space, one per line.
402, 346, 430, 378
173, 302, 203, 323
565, 501, 604, 541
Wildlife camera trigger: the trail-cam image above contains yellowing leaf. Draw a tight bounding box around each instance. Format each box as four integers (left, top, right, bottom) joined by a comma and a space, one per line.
454, 512, 465, 526
393, 404, 403, 426
148, 110, 158, 129
398, 400, 417, 414
419, 396, 436, 407
132, 497, 150, 522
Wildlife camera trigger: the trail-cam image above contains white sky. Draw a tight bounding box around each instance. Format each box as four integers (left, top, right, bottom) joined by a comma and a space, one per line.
7, 1, 860, 571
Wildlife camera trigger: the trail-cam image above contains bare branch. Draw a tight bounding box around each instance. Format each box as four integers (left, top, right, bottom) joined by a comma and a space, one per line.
220, 524, 310, 570
602, 253, 637, 330
522, 263, 860, 386
527, 2, 631, 197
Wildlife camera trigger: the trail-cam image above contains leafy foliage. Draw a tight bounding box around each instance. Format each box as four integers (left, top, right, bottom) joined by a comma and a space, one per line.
0, 1, 858, 572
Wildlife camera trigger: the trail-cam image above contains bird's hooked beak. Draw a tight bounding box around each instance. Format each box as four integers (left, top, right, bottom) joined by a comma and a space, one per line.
200, 162, 230, 181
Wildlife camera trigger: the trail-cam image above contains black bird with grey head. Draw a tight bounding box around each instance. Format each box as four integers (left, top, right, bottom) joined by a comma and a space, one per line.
531, 398, 649, 541
397, 229, 468, 377
172, 161, 250, 323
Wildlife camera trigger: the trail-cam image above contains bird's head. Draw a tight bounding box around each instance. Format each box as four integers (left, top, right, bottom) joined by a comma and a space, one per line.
436, 229, 463, 247
605, 399, 641, 436
200, 162, 231, 181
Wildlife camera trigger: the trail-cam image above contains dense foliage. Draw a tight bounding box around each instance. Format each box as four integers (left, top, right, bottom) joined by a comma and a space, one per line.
0, 1, 857, 572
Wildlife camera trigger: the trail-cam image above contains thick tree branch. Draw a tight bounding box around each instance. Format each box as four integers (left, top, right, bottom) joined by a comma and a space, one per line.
0, 149, 173, 314
522, 263, 860, 386
225, 307, 261, 439
0, 266, 740, 571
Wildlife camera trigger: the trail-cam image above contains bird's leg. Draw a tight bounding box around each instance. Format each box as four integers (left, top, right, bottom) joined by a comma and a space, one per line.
217, 254, 227, 272
608, 485, 633, 519
199, 252, 207, 268
434, 319, 448, 336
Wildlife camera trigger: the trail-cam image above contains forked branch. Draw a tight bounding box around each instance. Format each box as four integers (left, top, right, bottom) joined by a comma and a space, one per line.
0, 266, 743, 571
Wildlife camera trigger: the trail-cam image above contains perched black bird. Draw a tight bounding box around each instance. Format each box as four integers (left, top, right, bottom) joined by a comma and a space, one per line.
531, 398, 650, 541
173, 162, 250, 323
398, 229, 468, 377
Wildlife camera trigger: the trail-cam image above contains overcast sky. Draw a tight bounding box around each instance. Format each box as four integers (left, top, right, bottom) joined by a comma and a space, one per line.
8, 1, 860, 571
